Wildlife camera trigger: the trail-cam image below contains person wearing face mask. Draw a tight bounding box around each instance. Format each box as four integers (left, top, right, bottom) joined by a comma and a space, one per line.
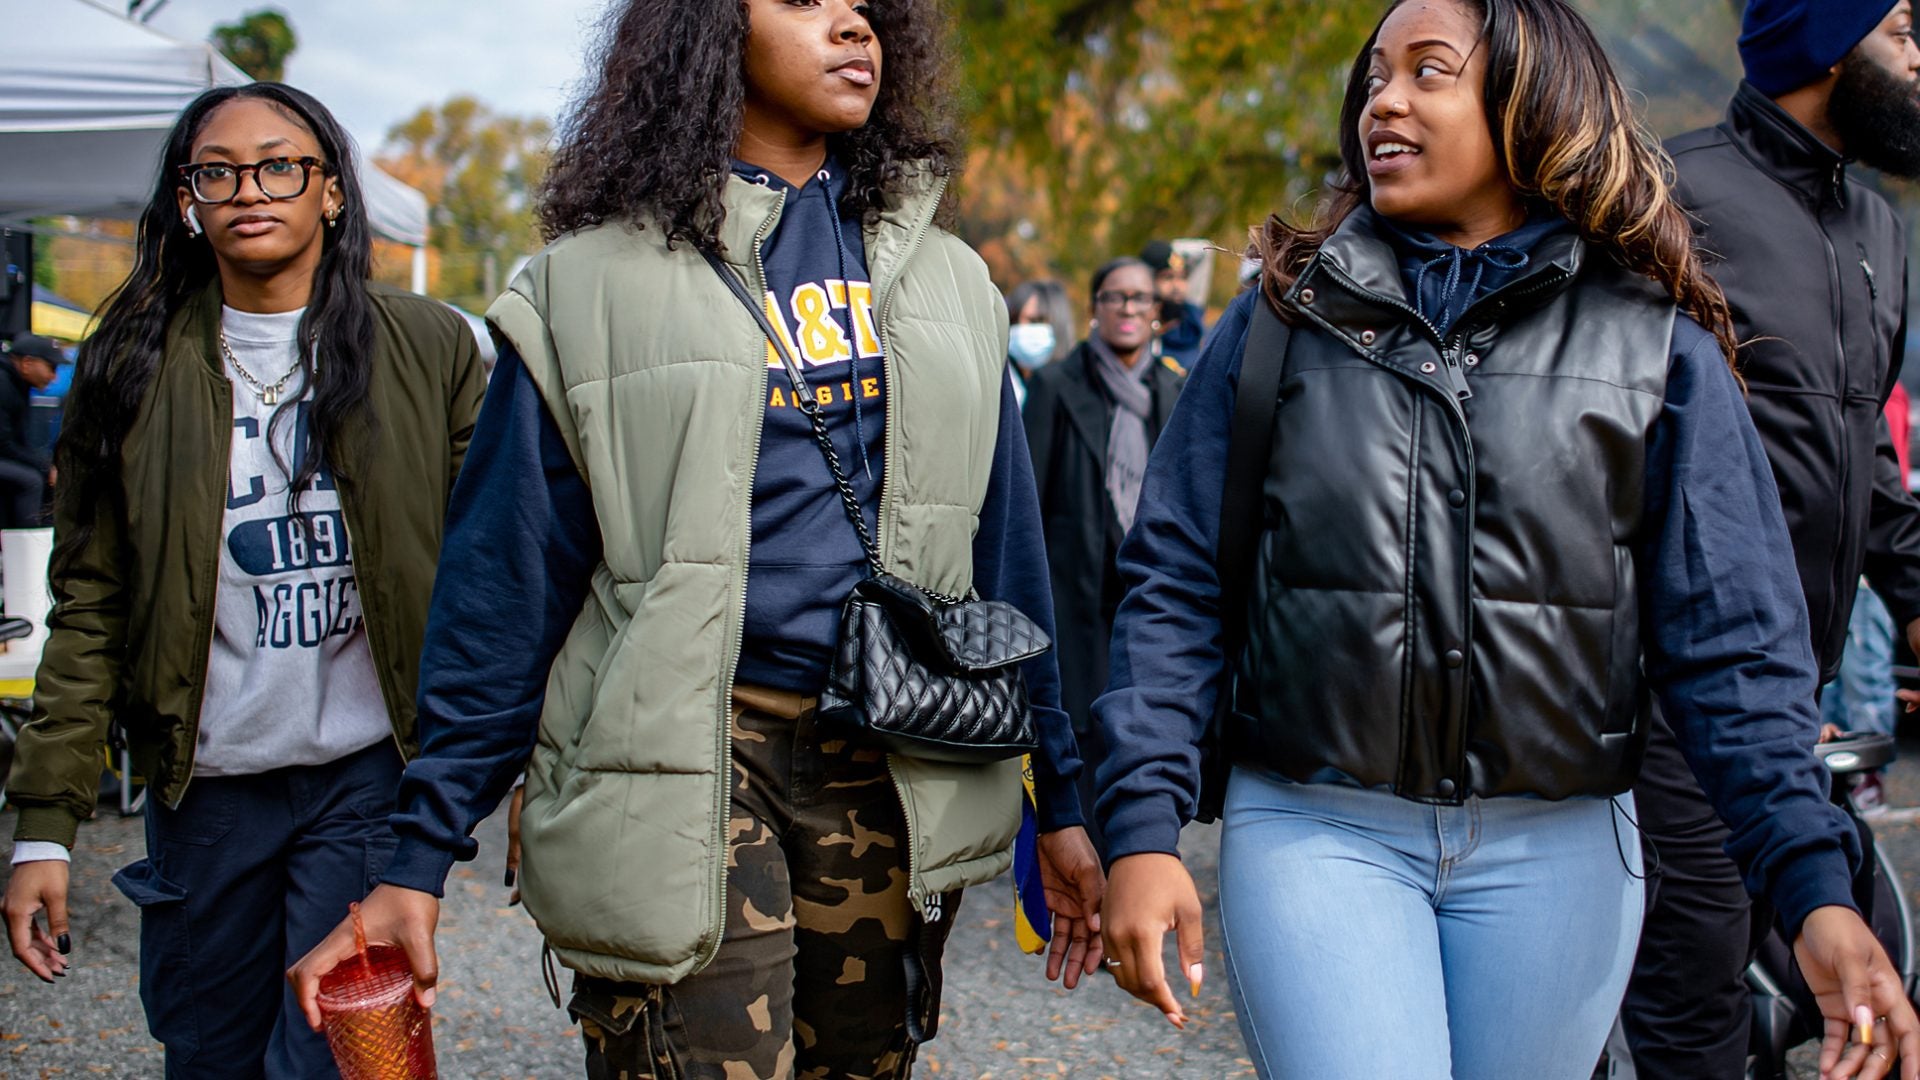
1006, 278, 1074, 408
1090, 1, 1917, 1077
1621, 2, 1920, 1075
1022, 258, 1186, 852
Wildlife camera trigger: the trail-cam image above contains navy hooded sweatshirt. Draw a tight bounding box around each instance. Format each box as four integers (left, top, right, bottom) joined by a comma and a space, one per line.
380, 160, 1083, 895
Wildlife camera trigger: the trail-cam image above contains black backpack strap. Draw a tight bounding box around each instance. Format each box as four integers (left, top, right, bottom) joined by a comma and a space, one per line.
1195, 294, 1290, 822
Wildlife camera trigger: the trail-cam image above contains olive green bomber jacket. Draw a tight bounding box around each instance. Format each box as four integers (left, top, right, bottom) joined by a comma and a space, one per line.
8, 281, 486, 847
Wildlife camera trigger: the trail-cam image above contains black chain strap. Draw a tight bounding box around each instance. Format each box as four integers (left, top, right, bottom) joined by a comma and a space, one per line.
701, 250, 963, 604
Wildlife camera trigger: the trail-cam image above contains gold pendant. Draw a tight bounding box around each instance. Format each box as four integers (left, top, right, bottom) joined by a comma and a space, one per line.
263, 386, 278, 406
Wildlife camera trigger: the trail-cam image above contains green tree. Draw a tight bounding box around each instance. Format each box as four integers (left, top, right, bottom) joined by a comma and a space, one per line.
950, 0, 1753, 301
379, 97, 551, 312
210, 8, 298, 82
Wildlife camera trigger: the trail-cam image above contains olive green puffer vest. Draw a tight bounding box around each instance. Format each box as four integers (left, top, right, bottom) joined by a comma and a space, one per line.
488, 171, 1023, 984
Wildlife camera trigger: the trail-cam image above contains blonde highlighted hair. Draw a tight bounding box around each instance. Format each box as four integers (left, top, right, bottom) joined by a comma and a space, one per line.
1251, 0, 1739, 368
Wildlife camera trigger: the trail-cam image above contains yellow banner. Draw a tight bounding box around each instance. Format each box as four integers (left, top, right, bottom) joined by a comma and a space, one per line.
31, 301, 95, 342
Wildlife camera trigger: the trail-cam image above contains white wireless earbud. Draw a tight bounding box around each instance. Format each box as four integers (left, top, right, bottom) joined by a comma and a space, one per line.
186, 206, 203, 236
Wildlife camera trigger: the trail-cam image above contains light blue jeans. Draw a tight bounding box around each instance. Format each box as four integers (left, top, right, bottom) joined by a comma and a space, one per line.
1822, 583, 1898, 738
1218, 768, 1644, 1080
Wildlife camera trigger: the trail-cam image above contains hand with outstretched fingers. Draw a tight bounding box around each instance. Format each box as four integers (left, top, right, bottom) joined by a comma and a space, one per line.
3, 859, 72, 982
1796, 904, 1920, 1080
287, 883, 441, 1030
1036, 825, 1106, 988
505, 786, 524, 905
1100, 852, 1203, 1028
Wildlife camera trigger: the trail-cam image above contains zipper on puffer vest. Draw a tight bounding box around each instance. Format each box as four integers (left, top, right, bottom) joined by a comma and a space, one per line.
873, 172, 950, 915
696, 191, 786, 975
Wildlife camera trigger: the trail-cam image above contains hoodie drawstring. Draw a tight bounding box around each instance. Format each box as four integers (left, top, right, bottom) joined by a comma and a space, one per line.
821, 169, 874, 480
1412, 243, 1531, 336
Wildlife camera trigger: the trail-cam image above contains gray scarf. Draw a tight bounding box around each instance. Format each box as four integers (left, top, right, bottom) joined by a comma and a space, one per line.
1088, 335, 1153, 533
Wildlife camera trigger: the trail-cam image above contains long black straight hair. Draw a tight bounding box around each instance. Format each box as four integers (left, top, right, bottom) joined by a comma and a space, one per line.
57, 82, 377, 565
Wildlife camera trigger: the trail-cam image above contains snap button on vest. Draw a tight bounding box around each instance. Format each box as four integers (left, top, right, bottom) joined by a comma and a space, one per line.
1421, 362, 1437, 374
1465, 353, 1480, 366
1448, 489, 1466, 508
1360, 329, 1377, 345
1445, 649, 1464, 668
1300, 288, 1315, 304
1436, 778, 1458, 798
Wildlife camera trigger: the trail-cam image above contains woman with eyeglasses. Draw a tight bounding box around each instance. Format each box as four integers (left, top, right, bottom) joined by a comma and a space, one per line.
1022, 257, 1186, 852
1, 83, 484, 1073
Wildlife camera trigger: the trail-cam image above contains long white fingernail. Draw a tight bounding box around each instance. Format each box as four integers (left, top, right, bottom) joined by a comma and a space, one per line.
1188, 962, 1204, 996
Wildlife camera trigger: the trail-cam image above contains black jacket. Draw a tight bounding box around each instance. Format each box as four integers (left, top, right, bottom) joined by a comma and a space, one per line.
1237, 209, 1673, 801
0, 365, 45, 472
1669, 82, 1920, 679
1024, 342, 1184, 730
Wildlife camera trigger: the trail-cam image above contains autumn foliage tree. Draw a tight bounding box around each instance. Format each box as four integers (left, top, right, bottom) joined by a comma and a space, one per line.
210, 8, 298, 82
949, 0, 1749, 303
378, 98, 551, 314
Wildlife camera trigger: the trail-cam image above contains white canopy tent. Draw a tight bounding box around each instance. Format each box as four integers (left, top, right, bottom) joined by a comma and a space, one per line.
0, 0, 431, 290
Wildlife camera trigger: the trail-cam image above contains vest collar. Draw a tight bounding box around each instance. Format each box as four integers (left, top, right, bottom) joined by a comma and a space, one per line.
714, 162, 949, 300
1301, 205, 1583, 339
1724, 79, 1850, 209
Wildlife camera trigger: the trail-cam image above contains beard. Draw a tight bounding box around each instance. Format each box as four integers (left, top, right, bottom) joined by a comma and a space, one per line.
1829, 49, 1920, 179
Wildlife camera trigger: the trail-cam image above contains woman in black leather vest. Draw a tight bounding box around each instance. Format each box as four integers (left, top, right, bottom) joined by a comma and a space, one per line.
1089, 1, 1918, 1078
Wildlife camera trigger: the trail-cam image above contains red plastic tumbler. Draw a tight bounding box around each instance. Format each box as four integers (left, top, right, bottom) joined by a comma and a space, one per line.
316, 944, 438, 1079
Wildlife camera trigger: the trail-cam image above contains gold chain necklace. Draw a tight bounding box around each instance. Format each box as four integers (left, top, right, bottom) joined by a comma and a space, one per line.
217, 329, 308, 406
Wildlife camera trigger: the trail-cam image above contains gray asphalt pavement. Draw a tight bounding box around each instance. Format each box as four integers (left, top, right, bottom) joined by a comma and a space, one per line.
8, 754, 1919, 1078
0, 797, 1248, 1079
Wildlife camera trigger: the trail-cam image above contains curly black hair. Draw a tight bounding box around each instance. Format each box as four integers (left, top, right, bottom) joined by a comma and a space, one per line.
539, 0, 960, 249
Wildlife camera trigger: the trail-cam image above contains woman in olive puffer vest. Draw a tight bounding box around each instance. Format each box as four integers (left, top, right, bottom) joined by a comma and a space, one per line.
291, 1, 1105, 1076
2, 84, 485, 1074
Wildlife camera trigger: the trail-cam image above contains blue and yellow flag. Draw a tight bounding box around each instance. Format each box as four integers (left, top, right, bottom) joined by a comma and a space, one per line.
1012, 755, 1051, 954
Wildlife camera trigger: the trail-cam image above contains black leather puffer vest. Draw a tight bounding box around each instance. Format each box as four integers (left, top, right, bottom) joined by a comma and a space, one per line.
1231, 209, 1676, 803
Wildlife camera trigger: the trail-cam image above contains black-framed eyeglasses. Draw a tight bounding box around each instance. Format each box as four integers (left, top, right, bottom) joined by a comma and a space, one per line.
1095, 290, 1156, 312
176, 156, 330, 205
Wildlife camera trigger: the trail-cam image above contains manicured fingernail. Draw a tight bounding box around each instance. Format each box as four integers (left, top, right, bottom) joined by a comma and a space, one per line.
56, 933, 70, 955
421, 987, 436, 1009
1188, 963, 1204, 996
504, 868, 516, 888
1857, 1005, 1874, 1045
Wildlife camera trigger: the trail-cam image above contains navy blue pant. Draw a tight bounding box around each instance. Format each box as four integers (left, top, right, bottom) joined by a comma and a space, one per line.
112, 741, 402, 1079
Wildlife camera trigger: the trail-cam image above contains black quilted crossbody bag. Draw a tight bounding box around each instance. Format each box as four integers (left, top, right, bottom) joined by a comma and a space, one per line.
702, 250, 1048, 764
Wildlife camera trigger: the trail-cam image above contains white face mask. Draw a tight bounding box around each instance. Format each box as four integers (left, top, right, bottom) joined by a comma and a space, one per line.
1008, 322, 1057, 369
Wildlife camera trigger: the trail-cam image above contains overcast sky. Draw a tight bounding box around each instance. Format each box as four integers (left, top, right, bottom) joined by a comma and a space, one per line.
145, 0, 609, 150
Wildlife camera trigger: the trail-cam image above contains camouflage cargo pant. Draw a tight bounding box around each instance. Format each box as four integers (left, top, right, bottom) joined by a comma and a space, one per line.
569, 685, 960, 1080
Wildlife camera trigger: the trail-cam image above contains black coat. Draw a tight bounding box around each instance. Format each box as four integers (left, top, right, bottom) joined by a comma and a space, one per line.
0, 364, 44, 472
1670, 82, 1920, 679
1023, 342, 1185, 731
